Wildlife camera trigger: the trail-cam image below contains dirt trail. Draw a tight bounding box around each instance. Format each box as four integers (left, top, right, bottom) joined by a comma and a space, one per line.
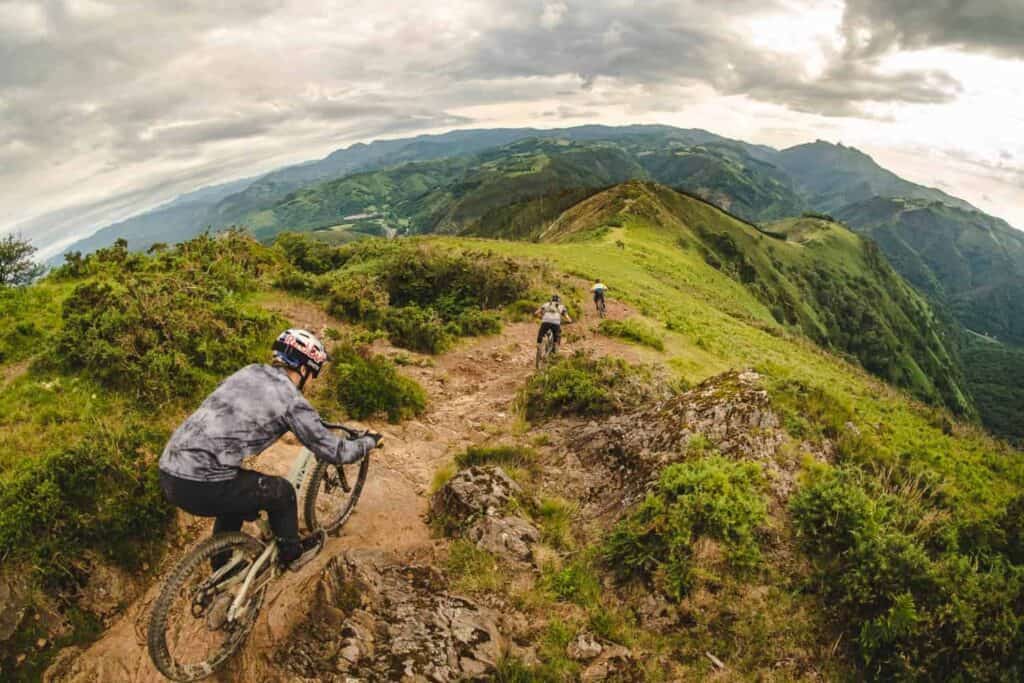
48, 296, 649, 682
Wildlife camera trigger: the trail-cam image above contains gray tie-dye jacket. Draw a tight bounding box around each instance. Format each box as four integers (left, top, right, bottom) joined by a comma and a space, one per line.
159, 364, 374, 482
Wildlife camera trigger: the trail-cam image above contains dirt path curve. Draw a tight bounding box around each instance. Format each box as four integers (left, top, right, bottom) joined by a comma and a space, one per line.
47, 294, 648, 682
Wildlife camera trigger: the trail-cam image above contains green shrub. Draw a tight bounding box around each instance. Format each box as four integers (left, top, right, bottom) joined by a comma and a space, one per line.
325, 272, 389, 326
331, 345, 426, 422
520, 352, 653, 420
542, 557, 601, 606
0, 423, 172, 585
448, 308, 502, 337
274, 232, 346, 274
769, 378, 852, 441
382, 305, 453, 354
791, 465, 1024, 680
454, 445, 536, 470
52, 232, 280, 406
380, 244, 529, 312
598, 318, 665, 351
505, 298, 541, 322
605, 455, 767, 601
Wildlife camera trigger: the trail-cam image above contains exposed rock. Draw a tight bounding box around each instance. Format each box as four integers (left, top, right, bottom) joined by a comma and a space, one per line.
0, 573, 29, 643
465, 515, 539, 564
278, 548, 507, 681
74, 554, 141, 623
566, 632, 603, 661
573, 370, 797, 507
580, 644, 641, 682
429, 466, 522, 526
429, 466, 540, 563
41, 646, 84, 683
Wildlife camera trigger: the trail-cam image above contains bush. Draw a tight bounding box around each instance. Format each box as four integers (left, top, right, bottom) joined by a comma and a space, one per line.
598, 318, 665, 351
274, 232, 346, 274
448, 308, 502, 337
520, 352, 654, 420
55, 240, 280, 405
331, 345, 427, 422
791, 465, 1024, 679
325, 272, 389, 326
605, 455, 767, 601
0, 423, 172, 585
542, 557, 601, 606
382, 305, 453, 354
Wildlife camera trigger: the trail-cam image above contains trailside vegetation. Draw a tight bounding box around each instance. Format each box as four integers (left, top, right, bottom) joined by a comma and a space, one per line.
276, 234, 527, 353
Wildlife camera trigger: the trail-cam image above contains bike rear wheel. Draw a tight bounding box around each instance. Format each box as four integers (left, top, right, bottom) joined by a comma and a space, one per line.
147, 532, 267, 682
303, 456, 369, 534
536, 331, 555, 369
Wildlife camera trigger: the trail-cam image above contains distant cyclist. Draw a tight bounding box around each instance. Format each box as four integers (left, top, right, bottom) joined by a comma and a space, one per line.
535, 294, 573, 354
158, 329, 382, 573
591, 279, 608, 315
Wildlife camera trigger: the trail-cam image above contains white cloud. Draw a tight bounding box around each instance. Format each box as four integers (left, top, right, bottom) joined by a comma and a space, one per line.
1, 0, 1022, 250
540, 1, 568, 29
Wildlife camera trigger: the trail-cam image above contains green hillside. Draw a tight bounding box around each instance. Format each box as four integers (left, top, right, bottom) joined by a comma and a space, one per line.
541, 182, 971, 415
835, 196, 1024, 345
3, 187, 1023, 679
242, 137, 812, 244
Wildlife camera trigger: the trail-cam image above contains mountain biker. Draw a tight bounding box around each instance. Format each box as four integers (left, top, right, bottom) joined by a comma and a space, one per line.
157, 328, 381, 572
535, 294, 573, 354
591, 279, 608, 312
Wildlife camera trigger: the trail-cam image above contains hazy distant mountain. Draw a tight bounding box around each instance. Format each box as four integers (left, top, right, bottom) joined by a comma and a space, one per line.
835, 196, 1024, 344
48, 125, 764, 261
776, 140, 975, 214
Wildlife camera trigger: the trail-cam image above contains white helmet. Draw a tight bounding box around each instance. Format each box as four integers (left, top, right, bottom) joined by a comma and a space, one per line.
272, 328, 328, 377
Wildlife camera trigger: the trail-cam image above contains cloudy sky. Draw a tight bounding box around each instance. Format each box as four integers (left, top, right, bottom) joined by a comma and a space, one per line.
2, 0, 1022, 257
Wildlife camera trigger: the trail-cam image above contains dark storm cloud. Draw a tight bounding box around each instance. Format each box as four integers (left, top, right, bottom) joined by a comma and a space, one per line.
842, 0, 1024, 59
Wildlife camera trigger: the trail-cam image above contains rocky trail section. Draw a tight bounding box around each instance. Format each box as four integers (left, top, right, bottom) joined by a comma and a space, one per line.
44, 297, 647, 681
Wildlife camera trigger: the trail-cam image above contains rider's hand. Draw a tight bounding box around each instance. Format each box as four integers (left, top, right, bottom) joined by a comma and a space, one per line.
365, 431, 384, 448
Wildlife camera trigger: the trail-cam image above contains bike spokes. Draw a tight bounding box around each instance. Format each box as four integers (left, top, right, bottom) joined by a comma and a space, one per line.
149, 534, 267, 681
305, 459, 367, 533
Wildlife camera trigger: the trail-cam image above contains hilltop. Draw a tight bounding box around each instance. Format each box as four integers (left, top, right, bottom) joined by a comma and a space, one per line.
3, 178, 1023, 681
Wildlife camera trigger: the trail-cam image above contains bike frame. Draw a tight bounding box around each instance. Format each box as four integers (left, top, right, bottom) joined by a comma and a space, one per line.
222, 420, 360, 623
221, 447, 316, 622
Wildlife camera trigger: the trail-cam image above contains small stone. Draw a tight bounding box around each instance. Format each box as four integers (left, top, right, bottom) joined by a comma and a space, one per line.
36, 638, 48, 649
567, 632, 603, 661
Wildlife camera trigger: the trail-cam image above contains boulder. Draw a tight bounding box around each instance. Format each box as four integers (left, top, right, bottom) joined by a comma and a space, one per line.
566, 632, 603, 661
429, 466, 521, 526
465, 515, 540, 564
278, 548, 507, 681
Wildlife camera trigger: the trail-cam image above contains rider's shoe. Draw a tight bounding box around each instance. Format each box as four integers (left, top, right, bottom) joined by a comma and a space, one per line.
280, 530, 325, 572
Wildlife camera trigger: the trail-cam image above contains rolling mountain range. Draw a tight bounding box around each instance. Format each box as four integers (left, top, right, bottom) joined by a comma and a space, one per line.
6, 172, 1023, 680
48, 124, 1024, 442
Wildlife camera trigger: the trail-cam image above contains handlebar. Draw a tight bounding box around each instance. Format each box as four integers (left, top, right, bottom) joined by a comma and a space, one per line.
319, 419, 363, 439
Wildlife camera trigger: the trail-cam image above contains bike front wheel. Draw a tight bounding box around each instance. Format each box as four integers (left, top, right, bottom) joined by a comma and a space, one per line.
303, 456, 369, 534
147, 532, 268, 682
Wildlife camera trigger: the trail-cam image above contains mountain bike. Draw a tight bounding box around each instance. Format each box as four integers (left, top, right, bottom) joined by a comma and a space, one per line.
147, 422, 372, 682
595, 296, 607, 319
536, 328, 557, 369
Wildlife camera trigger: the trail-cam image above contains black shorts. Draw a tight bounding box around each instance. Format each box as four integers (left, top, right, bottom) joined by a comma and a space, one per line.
593, 290, 605, 301
537, 321, 561, 344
